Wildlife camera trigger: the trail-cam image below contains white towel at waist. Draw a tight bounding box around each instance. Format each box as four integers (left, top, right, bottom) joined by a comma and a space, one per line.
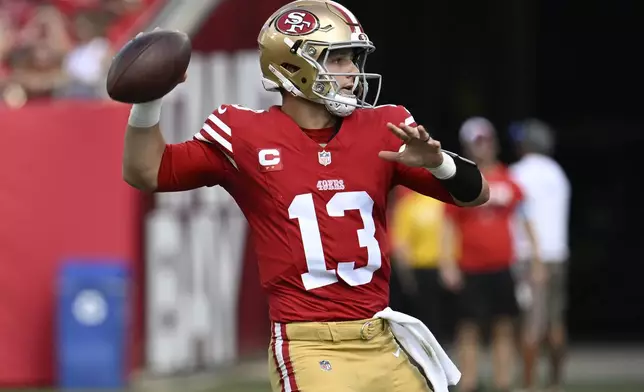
373, 307, 461, 392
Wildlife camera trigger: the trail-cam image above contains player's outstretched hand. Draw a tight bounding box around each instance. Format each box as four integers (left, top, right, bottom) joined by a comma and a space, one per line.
378, 123, 444, 168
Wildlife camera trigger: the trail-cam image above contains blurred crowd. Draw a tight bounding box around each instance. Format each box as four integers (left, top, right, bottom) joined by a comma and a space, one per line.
390, 118, 571, 392
0, 0, 159, 108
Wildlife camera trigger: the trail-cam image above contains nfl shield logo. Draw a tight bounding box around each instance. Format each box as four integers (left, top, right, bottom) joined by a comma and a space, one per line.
319, 360, 332, 371
318, 150, 332, 166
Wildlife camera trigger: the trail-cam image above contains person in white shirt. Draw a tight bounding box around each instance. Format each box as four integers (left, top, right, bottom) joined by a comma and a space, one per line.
509, 119, 571, 392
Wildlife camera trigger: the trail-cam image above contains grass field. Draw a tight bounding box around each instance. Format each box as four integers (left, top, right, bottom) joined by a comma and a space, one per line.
15, 383, 644, 392
205, 380, 644, 392
18, 375, 644, 392
23, 347, 644, 392
196, 346, 644, 392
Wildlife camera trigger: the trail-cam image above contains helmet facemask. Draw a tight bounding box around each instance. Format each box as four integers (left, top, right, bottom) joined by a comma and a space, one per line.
284, 37, 382, 117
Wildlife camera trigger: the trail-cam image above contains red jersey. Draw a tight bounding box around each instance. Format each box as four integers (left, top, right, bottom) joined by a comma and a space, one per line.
157, 104, 456, 322
445, 164, 523, 272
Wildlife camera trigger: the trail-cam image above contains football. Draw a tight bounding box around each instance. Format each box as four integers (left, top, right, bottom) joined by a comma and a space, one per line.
106, 29, 191, 104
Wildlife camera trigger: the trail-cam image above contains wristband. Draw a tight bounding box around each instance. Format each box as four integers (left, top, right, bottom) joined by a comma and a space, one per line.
436, 150, 483, 202
128, 98, 162, 128
427, 151, 457, 179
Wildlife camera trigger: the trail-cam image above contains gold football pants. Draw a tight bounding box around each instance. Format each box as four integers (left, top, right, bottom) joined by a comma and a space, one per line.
268, 318, 432, 392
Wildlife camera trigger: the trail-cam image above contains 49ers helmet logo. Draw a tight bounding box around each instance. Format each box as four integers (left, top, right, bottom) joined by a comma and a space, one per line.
275, 10, 319, 35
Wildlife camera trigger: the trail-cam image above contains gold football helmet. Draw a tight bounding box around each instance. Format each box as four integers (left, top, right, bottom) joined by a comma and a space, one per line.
258, 0, 381, 116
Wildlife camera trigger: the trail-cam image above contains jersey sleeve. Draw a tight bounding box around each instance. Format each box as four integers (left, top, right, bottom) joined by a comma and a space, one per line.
156, 104, 246, 192
156, 140, 233, 192
385, 105, 456, 205
193, 104, 247, 166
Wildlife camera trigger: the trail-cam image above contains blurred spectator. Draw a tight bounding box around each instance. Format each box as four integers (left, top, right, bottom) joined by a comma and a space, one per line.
8, 41, 67, 100
509, 119, 571, 392
58, 10, 112, 98
390, 187, 457, 341
0, 0, 157, 106
440, 117, 544, 392
0, 15, 14, 86
2, 3, 71, 104
103, 0, 153, 44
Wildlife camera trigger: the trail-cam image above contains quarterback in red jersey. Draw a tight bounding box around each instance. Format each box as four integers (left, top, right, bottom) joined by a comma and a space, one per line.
120, 1, 489, 391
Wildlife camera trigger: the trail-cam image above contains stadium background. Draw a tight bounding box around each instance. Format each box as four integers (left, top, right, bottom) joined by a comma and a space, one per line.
0, 0, 642, 391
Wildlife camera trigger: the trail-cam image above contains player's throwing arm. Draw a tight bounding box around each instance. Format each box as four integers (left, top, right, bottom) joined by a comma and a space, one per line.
107, 29, 190, 191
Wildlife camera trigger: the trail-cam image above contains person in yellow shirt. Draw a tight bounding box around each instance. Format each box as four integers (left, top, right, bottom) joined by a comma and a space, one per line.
390, 188, 458, 339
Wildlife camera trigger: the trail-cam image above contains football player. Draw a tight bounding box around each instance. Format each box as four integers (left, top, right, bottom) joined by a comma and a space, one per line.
120, 1, 489, 391
440, 117, 544, 392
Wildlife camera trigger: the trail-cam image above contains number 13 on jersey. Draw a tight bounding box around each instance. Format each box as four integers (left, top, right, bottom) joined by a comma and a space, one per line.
288, 191, 382, 290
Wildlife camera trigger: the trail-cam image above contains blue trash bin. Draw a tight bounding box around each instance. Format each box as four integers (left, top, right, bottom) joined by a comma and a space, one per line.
57, 261, 129, 389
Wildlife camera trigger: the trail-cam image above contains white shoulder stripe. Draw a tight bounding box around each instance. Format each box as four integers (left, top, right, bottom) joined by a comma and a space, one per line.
194, 132, 208, 142
208, 114, 231, 136
404, 116, 416, 126
194, 132, 238, 170
201, 124, 233, 153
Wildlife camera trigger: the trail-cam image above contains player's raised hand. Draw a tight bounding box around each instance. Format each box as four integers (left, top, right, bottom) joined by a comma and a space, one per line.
378, 123, 444, 168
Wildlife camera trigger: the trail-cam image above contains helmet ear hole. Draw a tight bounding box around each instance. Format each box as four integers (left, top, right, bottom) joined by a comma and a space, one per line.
281, 63, 300, 74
